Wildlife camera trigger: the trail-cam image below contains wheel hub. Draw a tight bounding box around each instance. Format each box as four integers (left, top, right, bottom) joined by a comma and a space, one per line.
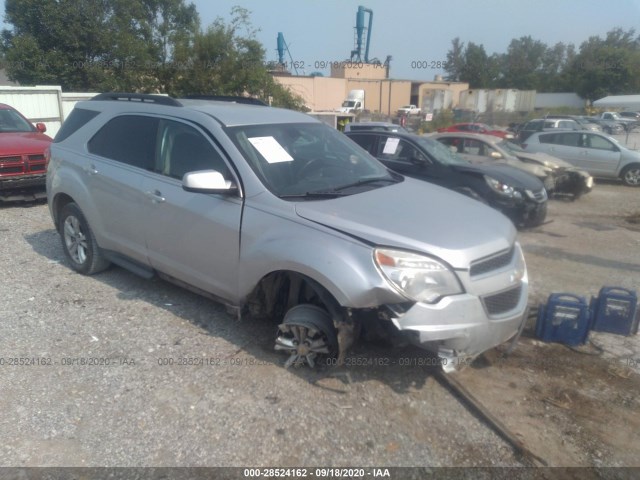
64, 216, 88, 264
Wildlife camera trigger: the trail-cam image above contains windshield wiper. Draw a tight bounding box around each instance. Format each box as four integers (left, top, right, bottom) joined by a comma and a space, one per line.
325, 176, 399, 192
278, 177, 398, 199
278, 191, 348, 199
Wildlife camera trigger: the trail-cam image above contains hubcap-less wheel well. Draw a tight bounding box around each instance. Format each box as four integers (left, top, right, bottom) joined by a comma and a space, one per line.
249, 271, 345, 368
275, 304, 338, 368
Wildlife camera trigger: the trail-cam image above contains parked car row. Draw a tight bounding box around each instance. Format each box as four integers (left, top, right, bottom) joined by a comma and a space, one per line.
437, 122, 514, 140
437, 118, 640, 187
345, 130, 548, 228
430, 132, 593, 198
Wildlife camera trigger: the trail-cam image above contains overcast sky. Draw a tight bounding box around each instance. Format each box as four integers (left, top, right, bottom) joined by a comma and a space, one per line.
3, 0, 640, 80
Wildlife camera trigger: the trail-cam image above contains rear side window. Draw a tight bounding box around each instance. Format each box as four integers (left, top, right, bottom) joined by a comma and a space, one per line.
54, 108, 100, 143
88, 115, 159, 170
541, 132, 580, 146
347, 133, 377, 154
538, 133, 557, 144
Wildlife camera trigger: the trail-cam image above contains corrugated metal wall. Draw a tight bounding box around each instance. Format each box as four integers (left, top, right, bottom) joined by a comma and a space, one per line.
0, 86, 98, 138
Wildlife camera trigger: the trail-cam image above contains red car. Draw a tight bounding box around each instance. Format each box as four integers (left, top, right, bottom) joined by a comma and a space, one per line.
437, 122, 514, 139
0, 103, 52, 201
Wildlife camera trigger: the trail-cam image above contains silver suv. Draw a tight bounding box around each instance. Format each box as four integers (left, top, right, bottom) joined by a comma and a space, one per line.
47, 93, 529, 370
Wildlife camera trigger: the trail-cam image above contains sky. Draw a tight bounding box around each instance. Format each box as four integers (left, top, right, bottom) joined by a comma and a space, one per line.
2, 0, 640, 80
193, 0, 640, 79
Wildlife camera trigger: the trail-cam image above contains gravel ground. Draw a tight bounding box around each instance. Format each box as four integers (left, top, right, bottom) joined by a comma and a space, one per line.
0, 169, 639, 471
0, 200, 519, 468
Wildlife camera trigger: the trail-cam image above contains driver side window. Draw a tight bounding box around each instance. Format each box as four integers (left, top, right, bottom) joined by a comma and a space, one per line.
157, 120, 230, 180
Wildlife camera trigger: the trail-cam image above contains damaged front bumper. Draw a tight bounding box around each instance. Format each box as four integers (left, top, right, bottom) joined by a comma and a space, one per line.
551, 170, 594, 197
385, 266, 529, 372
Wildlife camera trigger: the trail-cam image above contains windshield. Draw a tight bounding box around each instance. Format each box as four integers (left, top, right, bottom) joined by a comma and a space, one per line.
414, 136, 469, 166
226, 122, 396, 197
342, 101, 356, 108
0, 109, 36, 133
499, 140, 525, 154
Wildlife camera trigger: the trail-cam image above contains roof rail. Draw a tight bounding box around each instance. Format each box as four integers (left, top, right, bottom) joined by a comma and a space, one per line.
91, 93, 183, 107
183, 95, 268, 106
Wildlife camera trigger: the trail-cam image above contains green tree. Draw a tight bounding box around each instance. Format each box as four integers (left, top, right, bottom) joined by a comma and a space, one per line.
169, 7, 305, 109
460, 43, 498, 88
567, 28, 640, 101
444, 37, 465, 82
1, 0, 199, 91
444, 39, 499, 87
497, 36, 547, 89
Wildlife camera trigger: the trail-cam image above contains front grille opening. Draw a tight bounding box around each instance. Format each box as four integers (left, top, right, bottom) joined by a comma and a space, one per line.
470, 248, 514, 277
483, 284, 523, 316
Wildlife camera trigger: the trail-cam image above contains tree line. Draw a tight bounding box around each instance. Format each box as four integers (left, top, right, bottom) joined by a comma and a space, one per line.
0, 0, 305, 109
2, 1, 638, 106
445, 28, 640, 101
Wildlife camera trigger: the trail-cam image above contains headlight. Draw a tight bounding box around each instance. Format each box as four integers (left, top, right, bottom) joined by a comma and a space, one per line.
484, 175, 519, 198
374, 248, 463, 303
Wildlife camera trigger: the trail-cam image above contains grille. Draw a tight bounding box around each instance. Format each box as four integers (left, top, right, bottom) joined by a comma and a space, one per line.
0, 166, 24, 174
28, 154, 46, 162
30, 164, 46, 172
470, 248, 514, 277
525, 188, 547, 202
0, 156, 22, 163
483, 285, 523, 316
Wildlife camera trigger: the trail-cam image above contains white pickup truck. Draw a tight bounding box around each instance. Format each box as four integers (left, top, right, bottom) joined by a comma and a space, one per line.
397, 105, 421, 116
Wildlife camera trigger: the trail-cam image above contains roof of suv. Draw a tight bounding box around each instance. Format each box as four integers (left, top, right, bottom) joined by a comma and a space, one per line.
77, 93, 315, 128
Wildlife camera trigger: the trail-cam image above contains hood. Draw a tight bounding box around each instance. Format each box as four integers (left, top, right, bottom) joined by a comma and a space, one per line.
515, 151, 575, 170
295, 178, 516, 270
454, 162, 544, 191
0, 132, 52, 155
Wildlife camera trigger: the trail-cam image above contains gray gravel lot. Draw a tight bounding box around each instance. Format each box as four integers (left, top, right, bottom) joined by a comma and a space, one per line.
1, 200, 519, 468
1, 170, 639, 468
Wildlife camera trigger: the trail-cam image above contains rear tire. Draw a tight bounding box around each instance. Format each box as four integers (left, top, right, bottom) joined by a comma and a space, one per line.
621, 164, 640, 186
59, 203, 110, 275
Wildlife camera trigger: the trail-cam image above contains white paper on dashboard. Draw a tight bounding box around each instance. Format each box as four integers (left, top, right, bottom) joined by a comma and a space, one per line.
248, 136, 294, 163
383, 137, 400, 155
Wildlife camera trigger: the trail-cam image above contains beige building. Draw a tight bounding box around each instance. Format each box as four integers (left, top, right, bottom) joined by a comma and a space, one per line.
273, 68, 468, 116
330, 63, 389, 80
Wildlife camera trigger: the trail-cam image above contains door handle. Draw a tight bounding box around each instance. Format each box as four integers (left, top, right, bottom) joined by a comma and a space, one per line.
145, 190, 166, 204
84, 164, 98, 175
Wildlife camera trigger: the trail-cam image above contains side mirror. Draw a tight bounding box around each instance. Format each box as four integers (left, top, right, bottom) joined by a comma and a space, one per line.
182, 170, 237, 194
411, 153, 429, 166
35, 122, 47, 133
490, 151, 502, 159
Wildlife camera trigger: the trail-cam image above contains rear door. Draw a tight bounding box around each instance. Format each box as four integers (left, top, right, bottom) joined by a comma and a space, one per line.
578, 133, 622, 176
141, 118, 242, 302
534, 132, 583, 166
85, 114, 159, 263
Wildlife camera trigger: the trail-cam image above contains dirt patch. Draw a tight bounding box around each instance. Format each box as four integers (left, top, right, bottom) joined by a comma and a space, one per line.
454, 334, 640, 467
